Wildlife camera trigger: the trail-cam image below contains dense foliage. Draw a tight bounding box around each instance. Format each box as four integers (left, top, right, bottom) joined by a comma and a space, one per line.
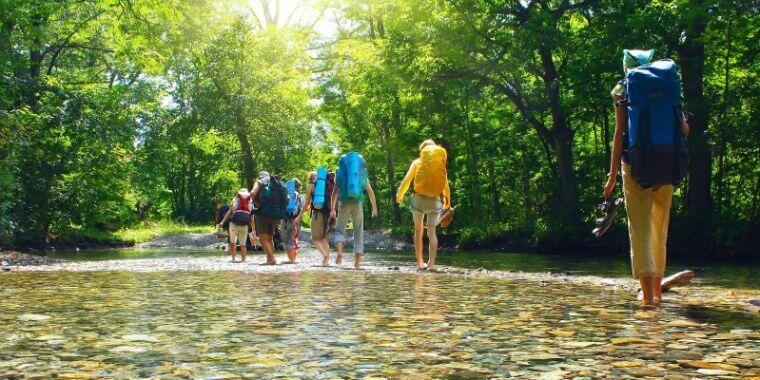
1, 0, 757, 256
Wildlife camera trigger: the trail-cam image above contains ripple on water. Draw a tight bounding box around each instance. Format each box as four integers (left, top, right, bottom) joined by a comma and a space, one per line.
0, 270, 758, 379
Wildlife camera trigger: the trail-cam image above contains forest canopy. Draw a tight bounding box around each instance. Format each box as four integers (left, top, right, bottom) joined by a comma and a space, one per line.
1, 0, 757, 256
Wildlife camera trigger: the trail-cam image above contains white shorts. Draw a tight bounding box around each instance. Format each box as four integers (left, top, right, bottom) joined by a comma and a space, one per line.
229, 224, 248, 246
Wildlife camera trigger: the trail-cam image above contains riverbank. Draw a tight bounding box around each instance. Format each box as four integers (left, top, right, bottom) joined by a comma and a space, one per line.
0, 251, 62, 267
5, 221, 216, 252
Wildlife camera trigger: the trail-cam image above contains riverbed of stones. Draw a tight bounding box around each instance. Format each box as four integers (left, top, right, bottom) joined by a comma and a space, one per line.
4, 248, 759, 317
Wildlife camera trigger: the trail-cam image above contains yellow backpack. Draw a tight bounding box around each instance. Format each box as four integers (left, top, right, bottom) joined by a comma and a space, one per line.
414, 145, 447, 197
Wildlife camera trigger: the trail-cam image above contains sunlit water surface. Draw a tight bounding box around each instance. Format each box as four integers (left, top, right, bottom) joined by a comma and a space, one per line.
1, 250, 758, 379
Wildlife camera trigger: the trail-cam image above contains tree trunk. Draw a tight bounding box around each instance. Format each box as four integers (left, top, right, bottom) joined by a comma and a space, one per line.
233, 104, 256, 189
678, 2, 712, 225
715, 15, 733, 214
379, 120, 401, 224
540, 47, 578, 218
487, 159, 501, 219
28, 14, 44, 111
552, 129, 578, 213
237, 131, 255, 190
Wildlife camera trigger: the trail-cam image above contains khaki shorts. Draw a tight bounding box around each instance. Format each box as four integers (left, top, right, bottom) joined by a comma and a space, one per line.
311, 211, 330, 241
411, 194, 442, 227
228, 224, 248, 246
254, 215, 278, 236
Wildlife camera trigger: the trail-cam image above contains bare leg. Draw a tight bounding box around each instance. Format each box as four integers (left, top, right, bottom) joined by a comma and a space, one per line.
354, 252, 361, 269
639, 276, 655, 307
261, 234, 276, 265
285, 246, 295, 263
426, 225, 438, 270
240, 245, 247, 262
230, 240, 237, 262
316, 239, 329, 265
414, 219, 424, 269
336, 241, 343, 265
653, 276, 663, 305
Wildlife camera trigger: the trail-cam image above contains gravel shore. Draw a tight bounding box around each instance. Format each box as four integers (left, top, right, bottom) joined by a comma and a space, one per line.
0, 251, 62, 268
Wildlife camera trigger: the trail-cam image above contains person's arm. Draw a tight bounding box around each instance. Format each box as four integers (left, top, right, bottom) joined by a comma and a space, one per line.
396, 161, 418, 204
250, 182, 261, 200
330, 186, 340, 219
366, 179, 378, 218
682, 111, 690, 137
442, 176, 451, 210
248, 199, 257, 238
603, 95, 627, 199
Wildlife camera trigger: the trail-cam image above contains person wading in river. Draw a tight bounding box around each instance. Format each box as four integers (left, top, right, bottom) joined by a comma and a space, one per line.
281, 178, 304, 263
300, 170, 337, 266
217, 188, 256, 262
331, 152, 378, 269
396, 139, 451, 271
251, 171, 288, 265
603, 49, 689, 308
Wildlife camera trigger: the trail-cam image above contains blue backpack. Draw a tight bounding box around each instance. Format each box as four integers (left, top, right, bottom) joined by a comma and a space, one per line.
624, 59, 687, 188
337, 152, 367, 202
313, 167, 327, 209
286, 179, 299, 216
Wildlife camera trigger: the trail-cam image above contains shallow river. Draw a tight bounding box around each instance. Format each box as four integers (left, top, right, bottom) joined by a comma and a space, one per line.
1, 250, 758, 379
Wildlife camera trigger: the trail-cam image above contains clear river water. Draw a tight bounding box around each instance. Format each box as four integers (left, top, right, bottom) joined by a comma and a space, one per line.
0, 249, 757, 379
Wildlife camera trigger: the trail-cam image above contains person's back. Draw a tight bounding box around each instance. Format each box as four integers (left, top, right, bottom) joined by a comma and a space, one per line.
603, 49, 689, 308
396, 139, 451, 270
281, 178, 304, 263
217, 189, 254, 262
331, 152, 378, 268
300, 170, 335, 265
251, 171, 283, 265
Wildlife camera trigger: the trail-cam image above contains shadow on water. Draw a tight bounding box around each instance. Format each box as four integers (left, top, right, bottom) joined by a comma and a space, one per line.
681, 304, 760, 331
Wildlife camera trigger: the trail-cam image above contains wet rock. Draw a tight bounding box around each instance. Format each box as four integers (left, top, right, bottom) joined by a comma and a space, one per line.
18, 314, 52, 321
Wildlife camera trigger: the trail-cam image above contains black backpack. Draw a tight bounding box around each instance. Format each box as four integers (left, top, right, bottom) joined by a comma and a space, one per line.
256, 176, 288, 219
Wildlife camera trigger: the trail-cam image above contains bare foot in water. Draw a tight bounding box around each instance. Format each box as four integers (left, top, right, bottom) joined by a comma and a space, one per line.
641, 302, 657, 310
336, 254, 343, 265
322, 256, 330, 266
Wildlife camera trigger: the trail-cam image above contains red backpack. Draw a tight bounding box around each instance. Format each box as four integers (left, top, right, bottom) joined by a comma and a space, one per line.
235, 193, 251, 212
231, 193, 252, 225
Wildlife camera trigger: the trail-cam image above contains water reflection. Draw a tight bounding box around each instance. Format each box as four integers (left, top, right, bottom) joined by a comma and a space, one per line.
0, 270, 757, 378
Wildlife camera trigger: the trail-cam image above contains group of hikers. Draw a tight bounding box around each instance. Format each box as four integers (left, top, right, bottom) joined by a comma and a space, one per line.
217, 48, 689, 308
217, 139, 451, 270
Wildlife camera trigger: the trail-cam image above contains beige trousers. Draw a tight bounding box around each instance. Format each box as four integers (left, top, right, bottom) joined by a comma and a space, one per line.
622, 163, 674, 278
